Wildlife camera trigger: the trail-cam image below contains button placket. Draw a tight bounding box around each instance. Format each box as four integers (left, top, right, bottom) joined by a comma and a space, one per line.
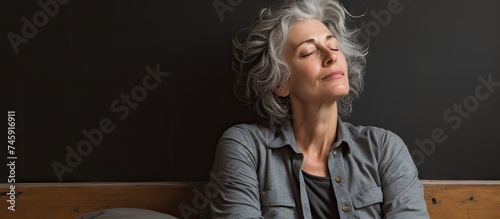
329, 144, 353, 217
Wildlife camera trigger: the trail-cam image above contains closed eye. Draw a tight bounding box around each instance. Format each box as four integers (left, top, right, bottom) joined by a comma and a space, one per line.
301, 51, 316, 58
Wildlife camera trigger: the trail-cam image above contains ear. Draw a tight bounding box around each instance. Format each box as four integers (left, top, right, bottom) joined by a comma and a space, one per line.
273, 84, 290, 97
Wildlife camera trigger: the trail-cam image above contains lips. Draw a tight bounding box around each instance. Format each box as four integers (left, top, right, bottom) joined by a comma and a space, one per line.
321, 71, 344, 80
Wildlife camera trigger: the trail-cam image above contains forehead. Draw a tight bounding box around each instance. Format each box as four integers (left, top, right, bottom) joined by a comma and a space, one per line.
286, 19, 334, 45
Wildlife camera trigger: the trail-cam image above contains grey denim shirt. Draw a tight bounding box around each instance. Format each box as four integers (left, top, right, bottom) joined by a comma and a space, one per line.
209, 119, 429, 219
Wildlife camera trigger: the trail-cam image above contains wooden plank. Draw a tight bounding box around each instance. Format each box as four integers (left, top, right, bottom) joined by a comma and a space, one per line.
1, 181, 499, 219
422, 180, 500, 218
0, 182, 205, 219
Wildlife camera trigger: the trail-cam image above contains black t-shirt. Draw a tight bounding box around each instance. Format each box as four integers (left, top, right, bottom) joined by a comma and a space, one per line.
302, 171, 340, 219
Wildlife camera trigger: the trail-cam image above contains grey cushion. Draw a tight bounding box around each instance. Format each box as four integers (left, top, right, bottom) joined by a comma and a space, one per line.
75, 208, 179, 219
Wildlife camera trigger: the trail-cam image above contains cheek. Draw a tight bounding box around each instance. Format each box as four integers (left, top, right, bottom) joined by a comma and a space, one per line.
291, 62, 319, 80
339, 54, 348, 70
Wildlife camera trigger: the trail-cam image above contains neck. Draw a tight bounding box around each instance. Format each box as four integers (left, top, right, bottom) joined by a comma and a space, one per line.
290, 99, 339, 157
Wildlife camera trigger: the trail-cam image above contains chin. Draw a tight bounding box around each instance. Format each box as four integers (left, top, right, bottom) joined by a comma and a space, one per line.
331, 86, 350, 97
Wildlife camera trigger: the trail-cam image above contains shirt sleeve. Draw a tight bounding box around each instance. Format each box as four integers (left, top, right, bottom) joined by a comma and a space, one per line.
378, 130, 430, 219
208, 126, 263, 219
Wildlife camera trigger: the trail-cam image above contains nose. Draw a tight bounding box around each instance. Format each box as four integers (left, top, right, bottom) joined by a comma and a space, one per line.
323, 48, 337, 67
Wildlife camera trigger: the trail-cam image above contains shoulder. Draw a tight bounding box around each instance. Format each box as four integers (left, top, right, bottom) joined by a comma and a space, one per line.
219, 123, 278, 151
341, 121, 407, 151
221, 123, 274, 141
216, 123, 279, 168
342, 122, 399, 139
342, 122, 414, 171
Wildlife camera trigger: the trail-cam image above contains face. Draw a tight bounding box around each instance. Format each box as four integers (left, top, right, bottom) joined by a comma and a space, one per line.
277, 19, 349, 104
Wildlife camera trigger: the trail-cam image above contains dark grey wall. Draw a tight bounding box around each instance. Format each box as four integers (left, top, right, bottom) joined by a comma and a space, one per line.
2, 0, 499, 183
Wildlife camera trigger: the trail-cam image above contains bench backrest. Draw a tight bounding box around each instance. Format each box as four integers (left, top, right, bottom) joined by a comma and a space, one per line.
1, 180, 499, 219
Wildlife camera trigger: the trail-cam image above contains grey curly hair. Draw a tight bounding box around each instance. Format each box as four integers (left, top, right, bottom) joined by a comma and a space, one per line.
233, 0, 367, 128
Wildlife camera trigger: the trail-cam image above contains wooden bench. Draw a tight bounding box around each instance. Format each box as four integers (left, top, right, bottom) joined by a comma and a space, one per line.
1, 180, 499, 218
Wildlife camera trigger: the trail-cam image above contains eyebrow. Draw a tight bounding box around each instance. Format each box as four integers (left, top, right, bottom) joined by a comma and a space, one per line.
296, 34, 336, 49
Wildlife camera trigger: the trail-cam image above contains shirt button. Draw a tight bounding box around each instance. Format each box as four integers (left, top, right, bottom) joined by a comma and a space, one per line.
341, 204, 349, 212
333, 150, 337, 157
335, 177, 342, 183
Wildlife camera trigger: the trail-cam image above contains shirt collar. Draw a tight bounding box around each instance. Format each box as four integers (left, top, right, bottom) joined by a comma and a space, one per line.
268, 119, 300, 153
334, 118, 353, 154
268, 117, 353, 153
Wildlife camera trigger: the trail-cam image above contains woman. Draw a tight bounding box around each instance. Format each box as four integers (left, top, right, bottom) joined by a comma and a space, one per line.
208, 0, 429, 218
